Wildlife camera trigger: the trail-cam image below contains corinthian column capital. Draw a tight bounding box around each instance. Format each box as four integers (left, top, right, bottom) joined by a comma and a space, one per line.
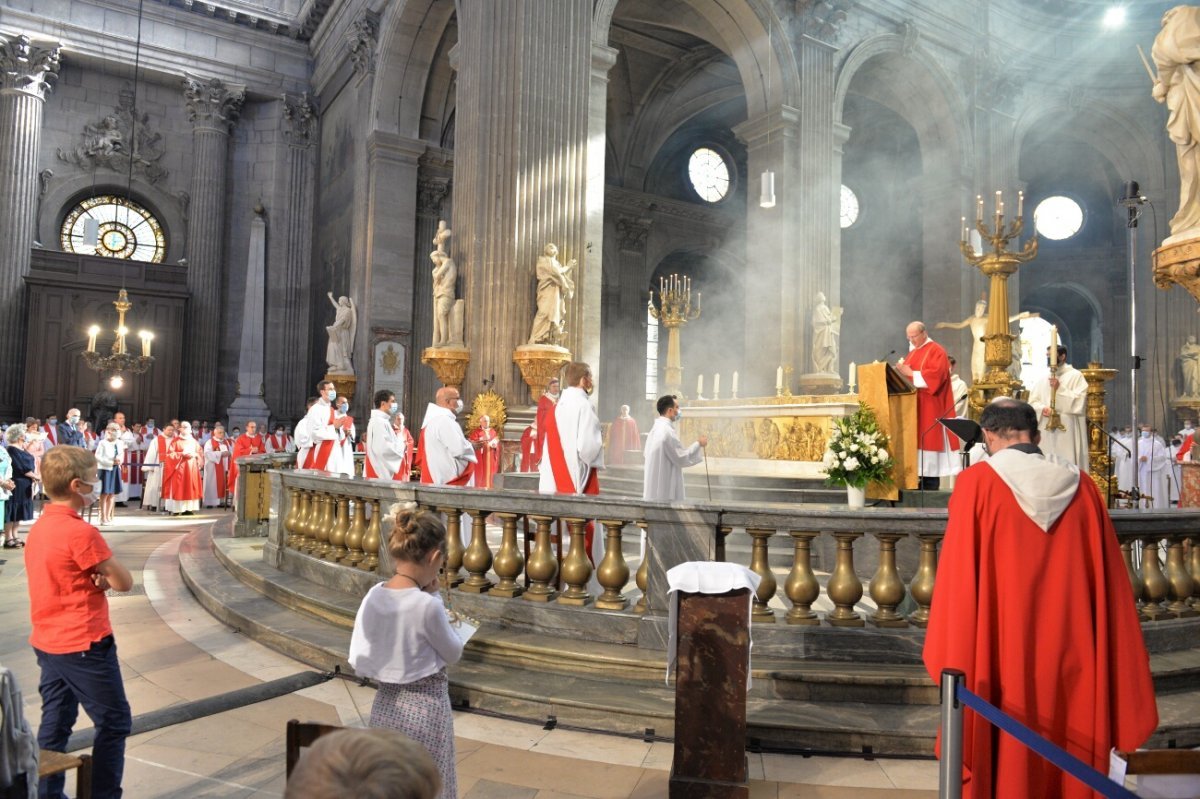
0, 34, 61, 99
183, 73, 245, 133
282, 92, 317, 147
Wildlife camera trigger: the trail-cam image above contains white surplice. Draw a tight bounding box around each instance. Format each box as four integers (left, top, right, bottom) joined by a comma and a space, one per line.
1027, 364, 1090, 472
642, 416, 703, 502
419, 403, 476, 485
365, 409, 406, 480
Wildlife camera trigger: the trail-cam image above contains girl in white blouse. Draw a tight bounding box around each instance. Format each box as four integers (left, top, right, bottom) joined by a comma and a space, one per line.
94, 424, 123, 525
348, 506, 463, 799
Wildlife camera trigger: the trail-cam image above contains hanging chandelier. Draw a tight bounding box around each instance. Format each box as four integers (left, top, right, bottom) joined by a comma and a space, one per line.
83, 289, 154, 389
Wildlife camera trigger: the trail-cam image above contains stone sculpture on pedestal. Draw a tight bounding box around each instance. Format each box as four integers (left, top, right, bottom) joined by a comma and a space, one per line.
421, 219, 470, 389
936, 296, 1036, 382
810, 291, 842, 375
1180, 334, 1200, 397
528, 243, 576, 346
1153, 6, 1200, 239
325, 292, 357, 375
431, 250, 462, 347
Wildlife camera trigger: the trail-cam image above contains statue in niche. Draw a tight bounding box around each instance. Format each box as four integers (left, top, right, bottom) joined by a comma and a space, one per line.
935, 295, 1036, 381
1153, 7, 1200, 236
528, 243, 576, 346
431, 250, 459, 347
810, 291, 842, 374
325, 292, 357, 375
1180, 334, 1200, 397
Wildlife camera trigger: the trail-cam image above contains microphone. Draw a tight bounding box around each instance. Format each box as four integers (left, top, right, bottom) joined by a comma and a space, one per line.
1120, 179, 1145, 226
880, 349, 896, 362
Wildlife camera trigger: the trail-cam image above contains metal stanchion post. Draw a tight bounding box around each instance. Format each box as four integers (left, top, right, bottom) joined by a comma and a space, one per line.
939, 669, 965, 799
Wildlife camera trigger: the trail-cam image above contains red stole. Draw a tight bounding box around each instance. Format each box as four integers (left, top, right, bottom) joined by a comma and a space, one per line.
45, 425, 56, 445
209, 440, 229, 498
542, 402, 600, 555
415, 428, 472, 486
302, 408, 337, 470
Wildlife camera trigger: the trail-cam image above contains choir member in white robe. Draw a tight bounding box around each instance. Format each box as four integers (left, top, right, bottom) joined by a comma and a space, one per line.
335, 397, 357, 477
1112, 429, 1134, 492
365, 390, 407, 481
1137, 427, 1172, 509
538, 362, 605, 582
1027, 347, 1089, 471
417, 386, 476, 550
301, 384, 347, 471
949, 357, 969, 418
202, 427, 232, 507
265, 425, 293, 454
141, 424, 173, 511
113, 413, 135, 503
1168, 436, 1184, 505
642, 395, 706, 502
294, 401, 315, 469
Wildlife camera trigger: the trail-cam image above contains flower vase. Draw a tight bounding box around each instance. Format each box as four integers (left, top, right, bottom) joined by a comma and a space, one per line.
846, 484, 866, 509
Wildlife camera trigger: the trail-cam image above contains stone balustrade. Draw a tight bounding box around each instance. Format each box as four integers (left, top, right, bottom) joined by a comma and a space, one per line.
244, 459, 1200, 657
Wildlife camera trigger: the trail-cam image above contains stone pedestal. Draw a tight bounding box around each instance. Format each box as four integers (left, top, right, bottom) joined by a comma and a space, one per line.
513, 344, 570, 402
324, 373, 357, 405
670, 587, 750, 799
798, 372, 842, 395
1153, 235, 1200, 306
422, 346, 470, 390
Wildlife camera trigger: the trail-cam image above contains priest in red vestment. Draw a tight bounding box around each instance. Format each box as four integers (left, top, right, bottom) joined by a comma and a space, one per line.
163, 422, 203, 515
534, 377, 560, 470
519, 422, 538, 472
896, 321, 959, 489
229, 420, 266, 497
468, 415, 501, 489
924, 399, 1157, 799
607, 405, 641, 465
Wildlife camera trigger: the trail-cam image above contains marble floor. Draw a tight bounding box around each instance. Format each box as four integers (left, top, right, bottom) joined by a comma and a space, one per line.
0, 508, 938, 798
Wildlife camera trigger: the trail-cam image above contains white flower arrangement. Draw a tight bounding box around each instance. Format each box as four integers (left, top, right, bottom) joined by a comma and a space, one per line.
822, 403, 893, 489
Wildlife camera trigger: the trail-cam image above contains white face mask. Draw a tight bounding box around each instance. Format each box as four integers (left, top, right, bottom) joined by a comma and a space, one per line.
389, 402, 399, 415
79, 479, 101, 507
1141, 431, 1151, 439
454, 399, 464, 414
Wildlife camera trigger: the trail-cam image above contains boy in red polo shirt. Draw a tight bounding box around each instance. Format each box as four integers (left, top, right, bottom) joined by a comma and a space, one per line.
25, 446, 133, 799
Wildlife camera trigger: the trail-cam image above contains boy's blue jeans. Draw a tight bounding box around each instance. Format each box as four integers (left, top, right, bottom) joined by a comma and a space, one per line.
35, 635, 132, 799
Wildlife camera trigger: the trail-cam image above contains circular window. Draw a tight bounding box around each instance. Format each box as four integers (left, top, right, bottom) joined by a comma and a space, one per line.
688, 147, 731, 202
840, 184, 860, 229
60, 195, 166, 263
1033, 196, 1083, 241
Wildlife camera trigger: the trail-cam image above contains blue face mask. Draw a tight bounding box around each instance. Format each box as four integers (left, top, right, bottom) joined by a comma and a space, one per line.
338, 403, 349, 413
389, 402, 399, 415
674, 409, 683, 420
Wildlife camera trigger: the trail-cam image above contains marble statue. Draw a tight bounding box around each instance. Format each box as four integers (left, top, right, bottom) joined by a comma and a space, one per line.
810, 291, 842, 374
325, 292, 357, 374
1153, 6, 1200, 236
528, 243, 576, 345
431, 250, 458, 347
935, 297, 1036, 381
433, 219, 451, 254
1181, 334, 1200, 396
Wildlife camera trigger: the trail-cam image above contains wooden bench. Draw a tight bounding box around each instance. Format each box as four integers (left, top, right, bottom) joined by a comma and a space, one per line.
37, 750, 92, 799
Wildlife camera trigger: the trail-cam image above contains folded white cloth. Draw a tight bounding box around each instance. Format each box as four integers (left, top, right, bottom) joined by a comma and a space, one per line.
665, 561, 760, 687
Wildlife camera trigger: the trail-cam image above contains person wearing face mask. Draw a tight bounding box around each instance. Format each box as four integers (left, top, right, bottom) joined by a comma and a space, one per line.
94, 424, 124, 525
3, 424, 34, 546
25, 417, 47, 500
141, 424, 173, 512
25, 445, 134, 799
265, 423, 293, 455
416, 387, 476, 497
333, 395, 357, 477
163, 422, 203, 516
642, 395, 707, 502
366, 391, 411, 481
228, 421, 266, 501
202, 425, 233, 508
301, 381, 351, 471
1136, 425, 1172, 509
44, 413, 59, 448
534, 377, 560, 470
58, 408, 85, 449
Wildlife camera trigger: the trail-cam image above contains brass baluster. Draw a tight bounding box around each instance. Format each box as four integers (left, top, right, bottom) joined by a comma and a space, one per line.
1165, 535, 1197, 617
285, 489, 305, 549
282, 486, 300, 547
556, 518, 592, 606
298, 491, 318, 554
344, 497, 366, 567
746, 527, 777, 623
358, 499, 382, 572
1141, 539, 1171, 621
460, 511, 494, 593
716, 524, 732, 563
328, 495, 350, 562
1190, 536, 1200, 608
826, 532, 865, 627
315, 493, 335, 559
633, 521, 649, 614
1120, 539, 1140, 610
439, 506, 465, 588
491, 513, 525, 598
595, 520, 630, 611
869, 532, 908, 627
907, 533, 942, 628
524, 515, 558, 602
784, 530, 820, 626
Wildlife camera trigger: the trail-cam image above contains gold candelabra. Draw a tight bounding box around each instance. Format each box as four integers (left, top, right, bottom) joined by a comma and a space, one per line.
649, 273, 700, 398
82, 289, 155, 389
958, 191, 1038, 415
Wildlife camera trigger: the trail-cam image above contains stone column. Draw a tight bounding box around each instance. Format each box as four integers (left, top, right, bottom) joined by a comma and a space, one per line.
271, 93, 317, 423
0, 35, 60, 417
451, 0, 598, 404
181, 74, 244, 420
604, 212, 652, 410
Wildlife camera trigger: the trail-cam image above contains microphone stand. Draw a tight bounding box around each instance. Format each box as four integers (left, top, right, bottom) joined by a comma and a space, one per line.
1089, 420, 1129, 509
1120, 181, 1145, 501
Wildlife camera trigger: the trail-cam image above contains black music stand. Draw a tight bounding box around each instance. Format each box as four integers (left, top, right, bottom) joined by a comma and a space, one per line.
939, 417, 983, 472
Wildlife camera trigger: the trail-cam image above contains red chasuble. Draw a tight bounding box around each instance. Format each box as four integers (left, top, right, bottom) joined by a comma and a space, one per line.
163, 439, 202, 501
923, 466, 1157, 799
607, 417, 640, 465
519, 425, 538, 472
468, 427, 501, 488
904, 340, 959, 451
228, 433, 265, 493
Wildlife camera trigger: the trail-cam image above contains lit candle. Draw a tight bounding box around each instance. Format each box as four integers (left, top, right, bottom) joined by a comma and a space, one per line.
732, 371, 739, 396
1048, 325, 1058, 369
697, 374, 704, 397
976, 194, 983, 221
87, 325, 100, 353
146, 333, 153, 357
961, 216, 967, 242
713, 373, 720, 397
1017, 190, 1024, 218
849, 361, 856, 389
776, 366, 783, 391
117, 325, 128, 355
995, 190, 1002, 210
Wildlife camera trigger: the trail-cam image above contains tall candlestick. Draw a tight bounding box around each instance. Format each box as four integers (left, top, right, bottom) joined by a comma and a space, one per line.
713, 373, 720, 397
732, 371, 739, 397
697, 374, 704, 397
776, 366, 783, 391
849, 361, 856, 390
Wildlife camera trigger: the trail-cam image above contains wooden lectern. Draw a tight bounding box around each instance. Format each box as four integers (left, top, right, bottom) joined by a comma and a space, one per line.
857, 362, 917, 500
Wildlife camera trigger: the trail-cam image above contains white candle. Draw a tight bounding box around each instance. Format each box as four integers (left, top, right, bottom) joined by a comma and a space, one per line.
961, 216, 967, 242
713, 373, 720, 396
87, 325, 99, 353
697, 374, 704, 396
976, 194, 983, 221
1017, 190, 1024, 218
1048, 325, 1058, 368
732, 371, 739, 396
849, 361, 856, 389
776, 366, 783, 391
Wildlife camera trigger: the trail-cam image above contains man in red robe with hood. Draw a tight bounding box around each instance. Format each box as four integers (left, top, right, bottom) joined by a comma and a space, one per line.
896, 320, 959, 489
924, 398, 1157, 799
607, 404, 640, 465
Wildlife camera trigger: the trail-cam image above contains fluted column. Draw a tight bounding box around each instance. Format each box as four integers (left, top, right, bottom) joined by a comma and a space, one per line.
452, 0, 598, 404
0, 35, 60, 417
272, 93, 317, 423
181, 74, 244, 420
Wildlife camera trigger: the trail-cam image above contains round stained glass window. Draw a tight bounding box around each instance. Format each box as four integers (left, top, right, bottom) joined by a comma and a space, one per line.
840, 185, 860, 229
60, 195, 166, 263
1033, 196, 1084, 241
688, 147, 731, 203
